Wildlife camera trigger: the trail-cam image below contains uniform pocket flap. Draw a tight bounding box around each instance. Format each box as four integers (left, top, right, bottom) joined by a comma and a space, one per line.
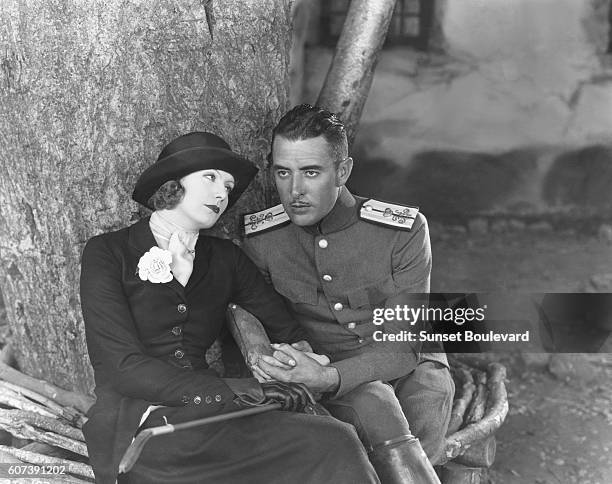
348, 276, 397, 308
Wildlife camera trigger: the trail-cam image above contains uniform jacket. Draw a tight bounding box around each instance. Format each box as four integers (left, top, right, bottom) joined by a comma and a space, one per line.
243, 188, 447, 398
80, 217, 306, 483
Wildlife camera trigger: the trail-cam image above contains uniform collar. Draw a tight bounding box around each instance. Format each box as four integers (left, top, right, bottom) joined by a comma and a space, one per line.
301, 187, 360, 236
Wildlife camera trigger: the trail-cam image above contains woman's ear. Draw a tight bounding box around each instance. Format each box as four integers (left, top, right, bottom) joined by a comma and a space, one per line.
335, 157, 353, 187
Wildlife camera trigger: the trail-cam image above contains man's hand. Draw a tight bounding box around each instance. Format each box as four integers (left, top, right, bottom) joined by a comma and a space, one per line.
254, 344, 340, 394
290, 340, 313, 352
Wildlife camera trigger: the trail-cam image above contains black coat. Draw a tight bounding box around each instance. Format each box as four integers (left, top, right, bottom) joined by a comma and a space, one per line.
80, 217, 307, 483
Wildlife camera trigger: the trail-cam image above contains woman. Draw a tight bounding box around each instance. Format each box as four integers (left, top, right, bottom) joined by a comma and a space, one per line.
80, 132, 379, 484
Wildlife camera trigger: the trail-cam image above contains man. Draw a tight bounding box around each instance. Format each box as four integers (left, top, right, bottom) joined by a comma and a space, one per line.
242, 104, 454, 483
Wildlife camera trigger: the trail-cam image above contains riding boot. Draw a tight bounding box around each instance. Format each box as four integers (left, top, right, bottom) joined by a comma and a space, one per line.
369, 435, 441, 484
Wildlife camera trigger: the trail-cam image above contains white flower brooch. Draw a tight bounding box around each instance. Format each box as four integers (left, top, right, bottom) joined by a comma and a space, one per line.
137, 247, 173, 283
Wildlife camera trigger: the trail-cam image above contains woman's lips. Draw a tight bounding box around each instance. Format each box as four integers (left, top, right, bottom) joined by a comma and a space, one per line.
205, 204, 220, 214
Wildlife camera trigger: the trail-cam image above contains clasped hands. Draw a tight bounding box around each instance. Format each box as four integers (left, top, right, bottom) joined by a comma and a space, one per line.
251, 340, 340, 395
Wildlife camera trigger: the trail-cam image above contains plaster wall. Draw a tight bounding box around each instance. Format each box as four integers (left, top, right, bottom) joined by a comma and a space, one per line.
298, 0, 612, 218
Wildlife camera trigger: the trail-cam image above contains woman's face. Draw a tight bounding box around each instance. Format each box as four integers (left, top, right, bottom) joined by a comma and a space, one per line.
171, 169, 235, 230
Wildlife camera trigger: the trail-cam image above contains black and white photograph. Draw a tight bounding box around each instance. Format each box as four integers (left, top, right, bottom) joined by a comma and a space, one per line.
0, 1, 611, 483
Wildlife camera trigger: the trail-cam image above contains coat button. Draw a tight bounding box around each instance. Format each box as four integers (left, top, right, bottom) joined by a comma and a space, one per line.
181, 394, 190, 404
358, 338, 365, 344
193, 396, 202, 405
205, 396, 212, 404
347, 322, 356, 329
171, 326, 182, 336
215, 394, 222, 402
322, 274, 332, 282
333, 302, 343, 311
318, 239, 328, 249
177, 304, 187, 313
174, 349, 185, 359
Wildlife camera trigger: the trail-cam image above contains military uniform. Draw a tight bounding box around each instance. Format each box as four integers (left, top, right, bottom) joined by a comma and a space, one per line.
242, 187, 454, 463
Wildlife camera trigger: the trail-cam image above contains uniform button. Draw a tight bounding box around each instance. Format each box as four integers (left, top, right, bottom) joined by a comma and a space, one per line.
333, 302, 343, 311
181, 394, 190, 404
177, 303, 187, 313
358, 338, 365, 344
174, 349, 185, 359
364, 204, 373, 212
171, 326, 182, 336
193, 396, 202, 405
318, 239, 328, 249
322, 274, 332, 282
347, 322, 356, 329
215, 394, 222, 402
205, 395, 212, 404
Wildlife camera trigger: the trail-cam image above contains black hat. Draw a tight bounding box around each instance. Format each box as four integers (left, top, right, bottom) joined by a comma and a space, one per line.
132, 132, 259, 210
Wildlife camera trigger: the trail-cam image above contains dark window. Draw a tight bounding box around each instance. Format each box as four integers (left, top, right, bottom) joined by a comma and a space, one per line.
320, 0, 435, 50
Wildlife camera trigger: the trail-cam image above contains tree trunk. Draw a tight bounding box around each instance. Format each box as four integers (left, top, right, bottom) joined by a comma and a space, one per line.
316, 0, 397, 144
0, 0, 293, 394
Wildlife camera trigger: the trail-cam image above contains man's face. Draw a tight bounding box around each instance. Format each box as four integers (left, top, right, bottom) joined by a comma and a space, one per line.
272, 135, 349, 226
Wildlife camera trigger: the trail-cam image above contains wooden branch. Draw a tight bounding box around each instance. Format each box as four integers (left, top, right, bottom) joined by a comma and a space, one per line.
0, 387, 56, 418
0, 412, 88, 457
447, 367, 475, 434
0, 444, 94, 479
453, 436, 496, 468
444, 364, 508, 462
316, 0, 398, 144
0, 380, 85, 427
465, 371, 487, 424
0, 409, 84, 442
0, 361, 94, 414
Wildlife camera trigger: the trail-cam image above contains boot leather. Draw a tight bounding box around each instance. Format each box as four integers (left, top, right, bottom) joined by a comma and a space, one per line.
369, 435, 441, 484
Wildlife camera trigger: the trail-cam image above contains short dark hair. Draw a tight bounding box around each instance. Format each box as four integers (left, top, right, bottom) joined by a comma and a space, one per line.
272, 104, 348, 164
147, 180, 185, 210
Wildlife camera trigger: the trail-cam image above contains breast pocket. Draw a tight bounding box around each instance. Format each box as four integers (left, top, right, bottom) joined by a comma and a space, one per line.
270, 274, 318, 306
347, 276, 397, 309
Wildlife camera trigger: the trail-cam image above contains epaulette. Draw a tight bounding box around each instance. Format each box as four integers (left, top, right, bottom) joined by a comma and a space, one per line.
359, 199, 419, 230
243, 203, 290, 236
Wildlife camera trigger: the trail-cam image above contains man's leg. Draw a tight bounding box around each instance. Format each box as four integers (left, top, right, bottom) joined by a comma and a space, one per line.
393, 360, 455, 464
324, 381, 440, 484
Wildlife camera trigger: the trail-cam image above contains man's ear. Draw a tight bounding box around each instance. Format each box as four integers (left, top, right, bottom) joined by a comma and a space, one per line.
335, 157, 353, 187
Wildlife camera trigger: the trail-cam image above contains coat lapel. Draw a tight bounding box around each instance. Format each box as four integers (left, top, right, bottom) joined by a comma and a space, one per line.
128, 217, 186, 298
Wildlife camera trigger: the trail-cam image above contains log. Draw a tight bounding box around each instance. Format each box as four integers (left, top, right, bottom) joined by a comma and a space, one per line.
447, 367, 475, 434
444, 364, 508, 462
465, 371, 487, 424
0, 448, 23, 463
0, 444, 94, 479
226, 304, 274, 368
0, 409, 84, 442
0, 361, 93, 414
0, 412, 88, 457
0, 387, 56, 418
0, 381, 85, 427
21, 441, 73, 459
453, 436, 496, 468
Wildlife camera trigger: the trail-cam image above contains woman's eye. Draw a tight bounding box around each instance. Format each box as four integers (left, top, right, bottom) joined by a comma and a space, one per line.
204, 173, 216, 182
225, 185, 234, 193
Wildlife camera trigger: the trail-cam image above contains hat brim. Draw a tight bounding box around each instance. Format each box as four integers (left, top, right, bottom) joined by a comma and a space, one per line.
132, 147, 259, 210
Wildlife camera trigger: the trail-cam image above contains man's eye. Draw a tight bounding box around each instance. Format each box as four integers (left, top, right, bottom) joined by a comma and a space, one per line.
275, 170, 289, 178
304, 171, 319, 177
204, 173, 216, 182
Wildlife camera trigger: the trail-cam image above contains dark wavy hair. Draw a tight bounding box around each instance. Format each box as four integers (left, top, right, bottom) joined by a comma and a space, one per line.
272, 104, 348, 165
147, 180, 185, 210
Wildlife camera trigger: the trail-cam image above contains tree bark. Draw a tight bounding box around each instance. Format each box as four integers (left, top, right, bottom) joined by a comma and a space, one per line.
0, 0, 293, 394
316, 0, 397, 144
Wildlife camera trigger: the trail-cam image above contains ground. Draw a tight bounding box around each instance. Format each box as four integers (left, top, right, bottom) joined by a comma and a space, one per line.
432, 230, 612, 484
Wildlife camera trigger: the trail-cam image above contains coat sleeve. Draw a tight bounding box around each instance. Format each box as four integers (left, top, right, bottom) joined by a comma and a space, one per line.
80, 235, 235, 408
230, 244, 308, 344
329, 214, 431, 398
